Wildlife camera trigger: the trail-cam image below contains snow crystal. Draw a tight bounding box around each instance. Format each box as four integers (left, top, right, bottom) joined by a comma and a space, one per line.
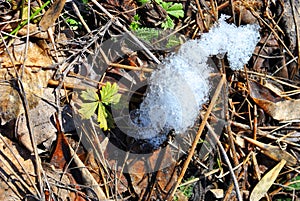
198, 14, 260, 70
130, 39, 212, 145
130, 15, 260, 147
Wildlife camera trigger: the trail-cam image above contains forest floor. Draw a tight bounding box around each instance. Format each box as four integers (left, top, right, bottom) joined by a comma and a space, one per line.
0, 0, 300, 200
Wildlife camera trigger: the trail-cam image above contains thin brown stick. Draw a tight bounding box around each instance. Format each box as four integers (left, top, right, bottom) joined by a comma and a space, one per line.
90, 0, 161, 64
253, 104, 257, 141
205, 121, 243, 201
166, 74, 226, 201
109, 62, 154, 73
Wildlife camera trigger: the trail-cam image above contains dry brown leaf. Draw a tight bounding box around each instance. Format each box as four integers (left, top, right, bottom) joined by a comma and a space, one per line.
0, 67, 52, 125
127, 146, 177, 198
0, 39, 52, 67
243, 136, 297, 166
250, 159, 286, 201
15, 89, 57, 152
0, 134, 36, 199
39, 0, 66, 31
50, 116, 107, 200
0, 38, 53, 125
249, 80, 300, 121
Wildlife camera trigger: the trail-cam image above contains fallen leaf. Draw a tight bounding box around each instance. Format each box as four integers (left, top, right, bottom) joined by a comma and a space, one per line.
0, 39, 53, 125
50, 115, 107, 200
250, 159, 286, 201
0, 134, 36, 198
39, 0, 66, 31
243, 136, 297, 166
249, 80, 300, 121
0, 39, 53, 67
15, 89, 57, 152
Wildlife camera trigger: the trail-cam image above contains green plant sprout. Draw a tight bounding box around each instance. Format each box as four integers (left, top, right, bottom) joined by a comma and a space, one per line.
133, 27, 183, 48
177, 176, 195, 200
66, 17, 82, 30
78, 82, 121, 131
130, 14, 141, 31
131, 0, 184, 30
155, 0, 184, 29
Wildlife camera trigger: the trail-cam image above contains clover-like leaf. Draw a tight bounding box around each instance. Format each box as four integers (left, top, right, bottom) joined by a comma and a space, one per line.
80, 88, 99, 102
97, 102, 108, 131
78, 102, 99, 119
161, 16, 175, 29
100, 82, 121, 105
166, 3, 184, 18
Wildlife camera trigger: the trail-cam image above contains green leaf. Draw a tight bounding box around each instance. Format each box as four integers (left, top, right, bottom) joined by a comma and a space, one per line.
160, 1, 173, 10
166, 3, 184, 18
286, 175, 300, 190
97, 102, 108, 131
80, 88, 99, 102
154, 0, 163, 5
161, 15, 174, 29
133, 14, 140, 21
100, 82, 121, 105
138, 0, 150, 4
78, 102, 99, 119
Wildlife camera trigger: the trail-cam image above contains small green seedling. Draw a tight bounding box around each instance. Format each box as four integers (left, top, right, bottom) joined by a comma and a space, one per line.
155, 0, 184, 29
66, 18, 82, 30
131, 0, 184, 30
130, 14, 142, 31
78, 82, 121, 131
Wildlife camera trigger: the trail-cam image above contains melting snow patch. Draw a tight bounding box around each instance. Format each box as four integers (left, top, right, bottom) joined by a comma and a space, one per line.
130, 15, 260, 147
198, 14, 260, 70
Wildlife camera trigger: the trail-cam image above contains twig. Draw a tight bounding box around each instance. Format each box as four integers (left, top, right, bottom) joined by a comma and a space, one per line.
205, 121, 243, 201
72, 1, 91, 33
0, 134, 36, 197
17, 79, 44, 200
17, 1, 44, 199
166, 74, 226, 201
109, 62, 153, 73
90, 0, 161, 64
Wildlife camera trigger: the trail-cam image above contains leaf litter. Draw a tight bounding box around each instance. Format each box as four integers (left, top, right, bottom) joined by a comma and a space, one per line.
0, 0, 300, 200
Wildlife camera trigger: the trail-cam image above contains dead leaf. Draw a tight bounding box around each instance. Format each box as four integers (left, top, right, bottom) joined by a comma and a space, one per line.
250, 159, 286, 201
15, 89, 57, 152
249, 80, 300, 121
0, 39, 53, 125
243, 136, 297, 166
39, 0, 66, 31
50, 115, 107, 200
0, 39, 53, 67
50, 116, 72, 169
127, 146, 178, 198
0, 134, 36, 199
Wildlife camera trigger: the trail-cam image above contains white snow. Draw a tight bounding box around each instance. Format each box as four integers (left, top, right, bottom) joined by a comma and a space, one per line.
198, 14, 260, 70
130, 15, 260, 146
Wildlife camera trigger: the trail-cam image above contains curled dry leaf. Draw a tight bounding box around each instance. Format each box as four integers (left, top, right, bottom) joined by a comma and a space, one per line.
250, 159, 286, 201
248, 80, 300, 121
243, 136, 297, 166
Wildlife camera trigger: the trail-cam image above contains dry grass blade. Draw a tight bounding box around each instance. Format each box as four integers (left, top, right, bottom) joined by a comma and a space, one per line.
250, 159, 286, 201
